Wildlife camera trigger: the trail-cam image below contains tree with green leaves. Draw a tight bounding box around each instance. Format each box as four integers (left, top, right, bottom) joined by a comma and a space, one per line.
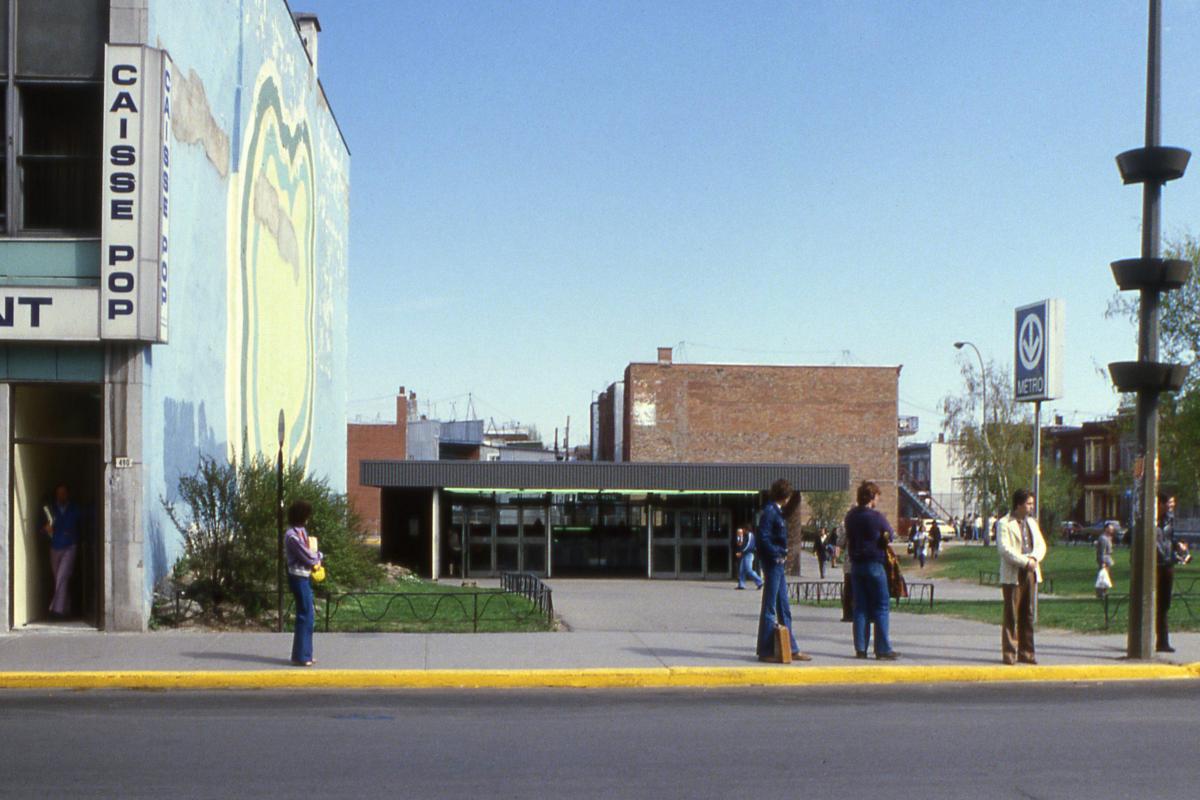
941, 359, 1080, 533
1108, 234, 1200, 507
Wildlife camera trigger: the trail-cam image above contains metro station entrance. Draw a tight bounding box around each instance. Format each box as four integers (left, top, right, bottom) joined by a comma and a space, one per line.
8, 384, 104, 628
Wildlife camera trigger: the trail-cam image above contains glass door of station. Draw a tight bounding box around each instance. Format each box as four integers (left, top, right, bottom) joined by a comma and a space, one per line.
453, 502, 548, 578
651, 507, 732, 579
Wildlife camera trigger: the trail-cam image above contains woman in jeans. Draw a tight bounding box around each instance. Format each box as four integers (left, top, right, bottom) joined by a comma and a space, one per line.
755, 479, 811, 662
843, 481, 899, 660
285, 500, 322, 666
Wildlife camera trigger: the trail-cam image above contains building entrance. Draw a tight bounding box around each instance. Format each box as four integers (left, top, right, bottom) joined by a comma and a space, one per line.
9, 384, 104, 628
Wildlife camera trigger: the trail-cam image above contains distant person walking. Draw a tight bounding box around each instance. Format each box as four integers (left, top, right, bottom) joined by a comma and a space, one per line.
755, 479, 810, 662
911, 522, 927, 569
734, 526, 763, 590
844, 481, 899, 660
1095, 522, 1115, 599
929, 520, 942, 559
997, 489, 1046, 665
815, 528, 830, 579
285, 500, 323, 667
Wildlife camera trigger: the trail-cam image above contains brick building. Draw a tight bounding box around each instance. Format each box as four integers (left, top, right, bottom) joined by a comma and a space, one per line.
347, 391, 411, 539
594, 347, 901, 523
1042, 416, 1132, 526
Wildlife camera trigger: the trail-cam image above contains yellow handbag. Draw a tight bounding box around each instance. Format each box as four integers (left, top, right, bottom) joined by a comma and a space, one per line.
310, 564, 326, 584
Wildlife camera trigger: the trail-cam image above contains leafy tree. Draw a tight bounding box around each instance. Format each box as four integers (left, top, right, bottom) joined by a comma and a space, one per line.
805, 490, 851, 531
1107, 234, 1200, 506
941, 360, 1080, 531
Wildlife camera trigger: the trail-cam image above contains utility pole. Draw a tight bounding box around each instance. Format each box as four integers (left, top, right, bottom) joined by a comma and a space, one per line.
1108, 0, 1191, 659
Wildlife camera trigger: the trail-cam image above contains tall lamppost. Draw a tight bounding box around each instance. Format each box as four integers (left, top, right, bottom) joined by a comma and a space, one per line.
1108, 0, 1190, 659
955, 341, 990, 524
276, 410, 286, 633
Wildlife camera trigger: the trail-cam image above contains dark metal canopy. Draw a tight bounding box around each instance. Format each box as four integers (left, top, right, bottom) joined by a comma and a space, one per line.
361, 460, 850, 493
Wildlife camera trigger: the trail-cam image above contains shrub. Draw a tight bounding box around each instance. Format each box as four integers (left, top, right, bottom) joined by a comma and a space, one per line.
162, 452, 383, 619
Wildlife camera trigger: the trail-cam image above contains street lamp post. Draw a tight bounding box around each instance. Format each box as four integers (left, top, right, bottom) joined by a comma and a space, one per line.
1108, 0, 1191, 659
955, 341, 990, 516
276, 410, 285, 633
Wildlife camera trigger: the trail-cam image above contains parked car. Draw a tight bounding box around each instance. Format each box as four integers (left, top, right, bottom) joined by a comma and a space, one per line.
1079, 520, 1127, 545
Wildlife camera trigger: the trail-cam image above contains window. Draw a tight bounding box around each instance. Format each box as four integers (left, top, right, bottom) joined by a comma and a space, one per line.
1084, 439, 1103, 475
2, 0, 108, 235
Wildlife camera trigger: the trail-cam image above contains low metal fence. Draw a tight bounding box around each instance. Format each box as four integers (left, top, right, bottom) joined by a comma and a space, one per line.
978, 571, 1054, 594
789, 579, 935, 609
162, 580, 555, 633
500, 572, 554, 624
1101, 577, 1200, 629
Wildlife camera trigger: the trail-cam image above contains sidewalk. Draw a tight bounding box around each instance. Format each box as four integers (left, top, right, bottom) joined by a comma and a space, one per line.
1, 567, 1197, 689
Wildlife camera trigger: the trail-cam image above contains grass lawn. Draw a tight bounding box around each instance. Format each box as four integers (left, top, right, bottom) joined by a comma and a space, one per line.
888, 542, 1200, 634
311, 576, 555, 633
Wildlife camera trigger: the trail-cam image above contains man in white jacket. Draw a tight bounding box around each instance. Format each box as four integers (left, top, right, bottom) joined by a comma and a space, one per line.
997, 488, 1047, 665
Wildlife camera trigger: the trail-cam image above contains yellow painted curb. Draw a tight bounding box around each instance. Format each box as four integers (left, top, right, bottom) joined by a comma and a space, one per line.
0, 662, 1197, 690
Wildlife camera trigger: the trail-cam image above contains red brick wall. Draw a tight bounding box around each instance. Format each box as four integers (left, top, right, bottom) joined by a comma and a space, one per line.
622, 363, 901, 524
347, 395, 408, 537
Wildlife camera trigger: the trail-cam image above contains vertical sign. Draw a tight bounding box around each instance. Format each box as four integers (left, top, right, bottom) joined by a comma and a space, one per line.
1014, 299, 1064, 402
101, 45, 171, 342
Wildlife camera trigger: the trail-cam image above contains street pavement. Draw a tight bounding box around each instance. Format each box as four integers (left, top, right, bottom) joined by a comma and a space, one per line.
3, 683, 1198, 799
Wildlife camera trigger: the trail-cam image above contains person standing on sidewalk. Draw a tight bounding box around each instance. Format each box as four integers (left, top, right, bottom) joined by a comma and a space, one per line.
285, 500, 323, 667
1156, 495, 1180, 653
815, 527, 830, 579
997, 489, 1046, 665
734, 526, 763, 590
844, 481, 899, 660
755, 479, 810, 662
835, 520, 854, 622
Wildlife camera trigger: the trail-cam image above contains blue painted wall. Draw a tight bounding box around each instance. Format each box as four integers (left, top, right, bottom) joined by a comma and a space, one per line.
142, 0, 350, 599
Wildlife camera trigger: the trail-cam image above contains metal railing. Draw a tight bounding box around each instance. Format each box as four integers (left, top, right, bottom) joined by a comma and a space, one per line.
789, 579, 935, 608
161, 582, 555, 633
1101, 578, 1200, 629
500, 572, 554, 625
978, 571, 1054, 594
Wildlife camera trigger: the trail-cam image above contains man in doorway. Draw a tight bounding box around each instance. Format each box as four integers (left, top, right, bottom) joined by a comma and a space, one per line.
42, 484, 82, 619
997, 488, 1047, 665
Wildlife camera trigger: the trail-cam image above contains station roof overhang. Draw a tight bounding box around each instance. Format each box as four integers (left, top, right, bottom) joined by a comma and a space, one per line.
361, 461, 850, 495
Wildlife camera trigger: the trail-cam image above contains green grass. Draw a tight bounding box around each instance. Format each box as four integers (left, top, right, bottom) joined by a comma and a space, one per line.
309, 576, 554, 633
890, 598, 1200, 634
921, 541, 1129, 597
885, 542, 1200, 634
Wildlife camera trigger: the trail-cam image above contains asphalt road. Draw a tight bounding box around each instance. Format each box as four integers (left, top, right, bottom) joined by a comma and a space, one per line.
1, 682, 1196, 799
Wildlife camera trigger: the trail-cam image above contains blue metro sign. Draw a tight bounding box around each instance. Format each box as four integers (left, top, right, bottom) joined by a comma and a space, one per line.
1014, 299, 1063, 402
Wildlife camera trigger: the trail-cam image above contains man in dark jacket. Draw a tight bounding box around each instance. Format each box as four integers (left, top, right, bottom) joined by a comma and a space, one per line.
755, 479, 810, 662
1156, 496, 1179, 653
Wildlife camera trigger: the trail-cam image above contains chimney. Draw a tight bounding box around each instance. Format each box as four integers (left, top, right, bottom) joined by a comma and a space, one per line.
293, 12, 321, 74
937, 433, 944, 444
1055, 414, 1064, 425
657, 346, 673, 365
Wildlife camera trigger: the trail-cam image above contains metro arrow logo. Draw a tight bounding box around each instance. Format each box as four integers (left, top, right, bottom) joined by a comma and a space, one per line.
1018, 314, 1044, 370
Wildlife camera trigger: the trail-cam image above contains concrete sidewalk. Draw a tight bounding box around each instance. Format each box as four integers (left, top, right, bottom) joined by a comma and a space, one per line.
0, 573, 1196, 689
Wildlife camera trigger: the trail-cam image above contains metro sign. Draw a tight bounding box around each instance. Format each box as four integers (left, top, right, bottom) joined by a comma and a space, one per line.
1014, 299, 1063, 402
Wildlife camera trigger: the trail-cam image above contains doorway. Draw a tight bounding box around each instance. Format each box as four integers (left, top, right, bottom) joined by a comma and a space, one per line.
9, 384, 104, 628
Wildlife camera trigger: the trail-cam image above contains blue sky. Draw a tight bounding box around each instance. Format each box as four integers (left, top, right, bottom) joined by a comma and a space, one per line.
303, 0, 1200, 441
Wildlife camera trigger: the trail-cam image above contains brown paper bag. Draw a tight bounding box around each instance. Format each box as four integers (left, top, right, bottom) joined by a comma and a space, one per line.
775, 624, 792, 663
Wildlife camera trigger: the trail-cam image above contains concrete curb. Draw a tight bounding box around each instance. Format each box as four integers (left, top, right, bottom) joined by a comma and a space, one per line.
2, 662, 1198, 690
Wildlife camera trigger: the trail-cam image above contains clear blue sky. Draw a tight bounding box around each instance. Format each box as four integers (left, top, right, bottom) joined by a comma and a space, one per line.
303, 0, 1200, 441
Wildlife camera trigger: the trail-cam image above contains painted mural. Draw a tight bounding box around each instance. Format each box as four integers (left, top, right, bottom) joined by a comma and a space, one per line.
225, 67, 317, 470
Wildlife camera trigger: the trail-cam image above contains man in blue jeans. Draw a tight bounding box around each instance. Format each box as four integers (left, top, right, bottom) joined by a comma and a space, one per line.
756, 479, 811, 662
844, 480, 900, 660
